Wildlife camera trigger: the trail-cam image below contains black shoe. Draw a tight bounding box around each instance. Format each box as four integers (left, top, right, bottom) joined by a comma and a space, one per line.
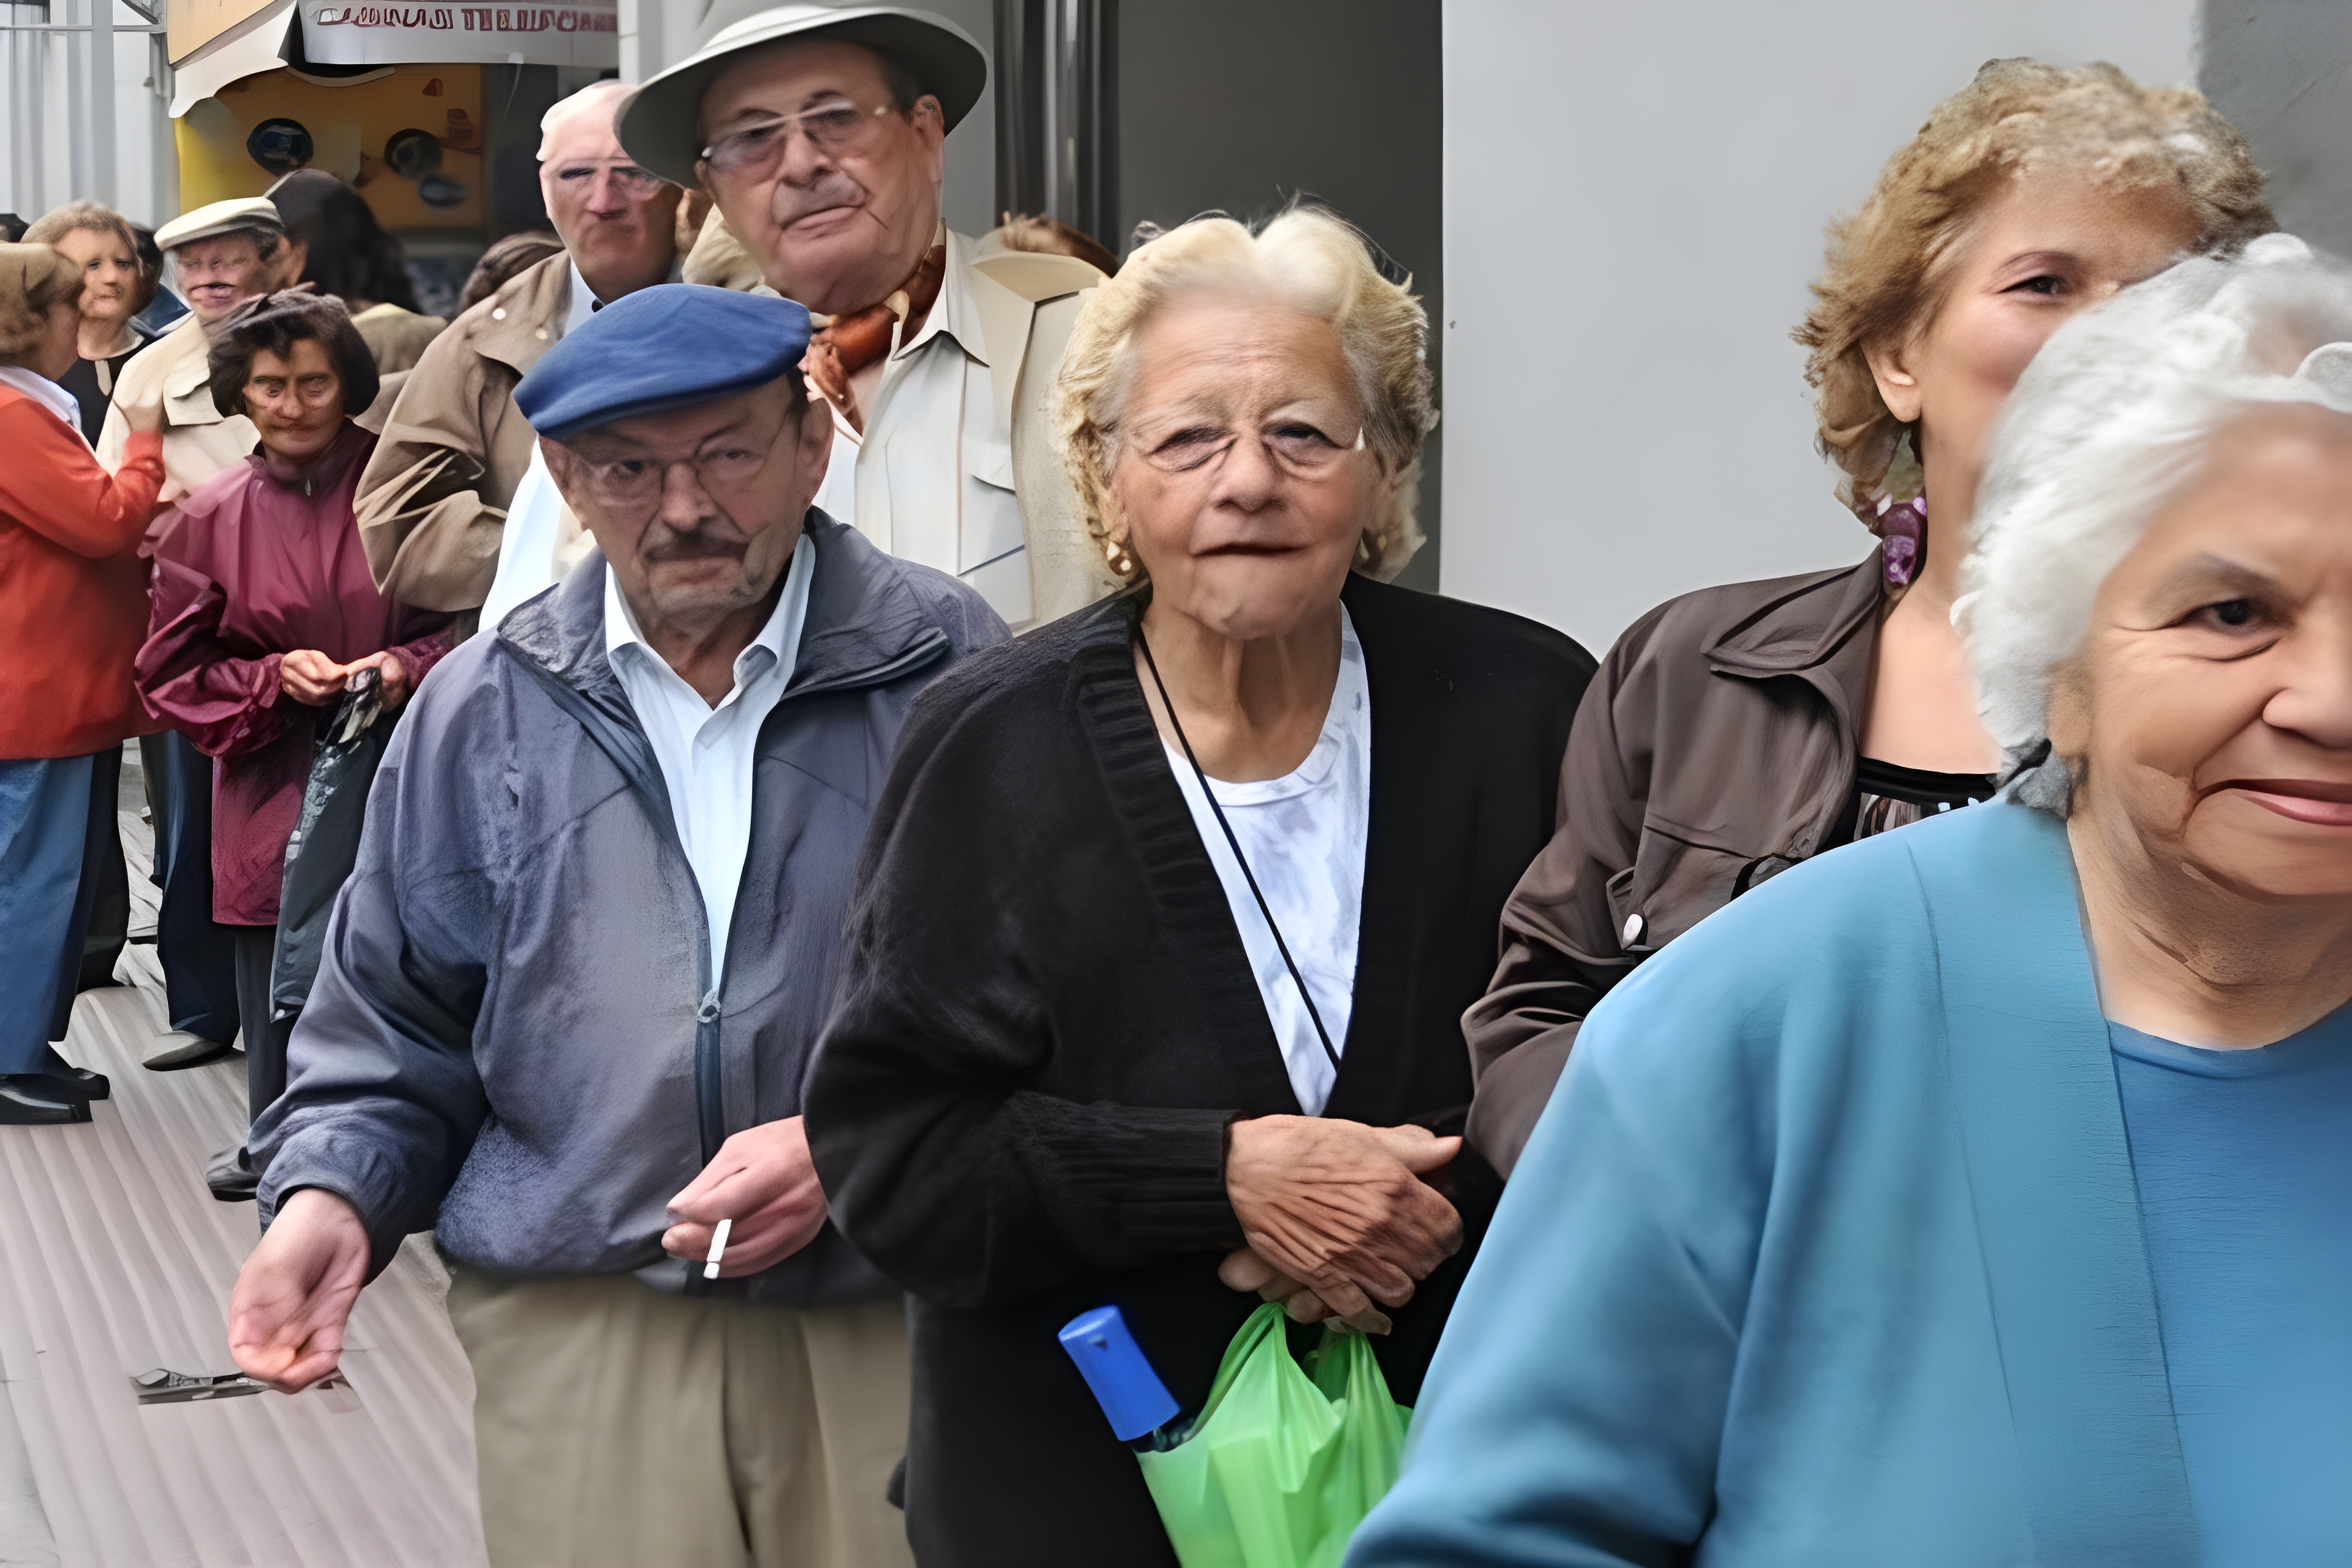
0, 1076, 93, 1125
206, 1143, 260, 1203
41, 1048, 108, 1101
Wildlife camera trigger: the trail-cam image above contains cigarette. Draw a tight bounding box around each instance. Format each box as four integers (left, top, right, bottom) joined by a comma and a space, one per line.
702, 1217, 732, 1281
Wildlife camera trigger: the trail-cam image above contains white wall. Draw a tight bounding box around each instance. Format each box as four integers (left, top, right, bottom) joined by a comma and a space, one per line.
1, 0, 174, 226
1438, 0, 2196, 654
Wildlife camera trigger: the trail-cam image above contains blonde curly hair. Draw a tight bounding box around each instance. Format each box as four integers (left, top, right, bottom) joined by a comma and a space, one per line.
1053, 206, 1433, 582
1794, 57, 2273, 527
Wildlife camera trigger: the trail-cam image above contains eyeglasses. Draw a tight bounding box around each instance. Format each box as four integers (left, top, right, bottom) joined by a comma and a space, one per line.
1122, 419, 1370, 481
700, 97, 896, 178
570, 414, 790, 513
547, 160, 670, 197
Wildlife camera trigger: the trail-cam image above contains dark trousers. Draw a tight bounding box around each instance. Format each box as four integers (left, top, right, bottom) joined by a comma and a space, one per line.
231, 924, 290, 1125
72, 745, 127, 994
142, 732, 240, 1043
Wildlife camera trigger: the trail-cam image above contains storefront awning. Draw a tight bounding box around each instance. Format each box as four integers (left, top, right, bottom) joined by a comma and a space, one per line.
296, 0, 617, 71
166, 0, 613, 113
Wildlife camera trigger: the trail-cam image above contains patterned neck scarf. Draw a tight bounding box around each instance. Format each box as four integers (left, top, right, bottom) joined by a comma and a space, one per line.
803, 242, 948, 434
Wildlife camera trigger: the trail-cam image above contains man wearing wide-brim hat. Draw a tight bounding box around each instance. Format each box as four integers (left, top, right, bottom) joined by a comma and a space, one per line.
226, 284, 1005, 1567
622, 3, 1119, 632
95, 197, 287, 503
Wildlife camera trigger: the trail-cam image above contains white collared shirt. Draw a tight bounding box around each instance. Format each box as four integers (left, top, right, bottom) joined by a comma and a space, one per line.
838, 228, 1032, 623
564, 259, 600, 338
602, 533, 815, 985
1164, 609, 1373, 1115
0, 364, 89, 447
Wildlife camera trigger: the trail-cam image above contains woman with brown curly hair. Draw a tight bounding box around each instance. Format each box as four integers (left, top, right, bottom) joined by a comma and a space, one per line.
135, 292, 451, 1183
1459, 59, 2276, 1175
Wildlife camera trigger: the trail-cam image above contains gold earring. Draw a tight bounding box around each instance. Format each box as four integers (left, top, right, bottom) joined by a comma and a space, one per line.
1103, 534, 1138, 579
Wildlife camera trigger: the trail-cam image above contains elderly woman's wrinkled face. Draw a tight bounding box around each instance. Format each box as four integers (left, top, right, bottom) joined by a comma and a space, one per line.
52, 227, 136, 329
1871, 173, 2200, 514
1111, 297, 1381, 642
244, 339, 346, 465
2053, 404, 2352, 901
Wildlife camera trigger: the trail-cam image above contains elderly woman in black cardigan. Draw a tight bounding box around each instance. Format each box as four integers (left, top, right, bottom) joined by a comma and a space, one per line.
806, 208, 1597, 1567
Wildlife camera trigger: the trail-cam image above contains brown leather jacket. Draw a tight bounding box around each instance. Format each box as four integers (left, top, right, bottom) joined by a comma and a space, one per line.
1463, 550, 1885, 1173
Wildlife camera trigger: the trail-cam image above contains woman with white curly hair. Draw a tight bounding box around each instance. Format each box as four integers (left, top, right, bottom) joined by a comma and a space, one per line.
804, 206, 1597, 1565
1349, 235, 2352, 1566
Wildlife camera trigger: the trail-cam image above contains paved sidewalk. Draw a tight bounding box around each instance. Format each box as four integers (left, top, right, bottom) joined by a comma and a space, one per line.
0, 806, 484, 1568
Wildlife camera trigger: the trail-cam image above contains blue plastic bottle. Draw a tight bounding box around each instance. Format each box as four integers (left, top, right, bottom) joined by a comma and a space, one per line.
1058, 1305, 1192, 1451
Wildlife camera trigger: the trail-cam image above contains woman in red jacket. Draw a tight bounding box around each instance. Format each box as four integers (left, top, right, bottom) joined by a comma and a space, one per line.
136, 292, 451, 1186
0, 242, 165, 1124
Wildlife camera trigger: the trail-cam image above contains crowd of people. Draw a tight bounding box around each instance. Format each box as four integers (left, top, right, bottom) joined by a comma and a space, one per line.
1, 8, 2348, 1566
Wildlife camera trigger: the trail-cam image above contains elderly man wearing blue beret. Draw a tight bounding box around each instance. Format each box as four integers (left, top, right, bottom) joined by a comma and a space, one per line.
224, 284, 1005, 1568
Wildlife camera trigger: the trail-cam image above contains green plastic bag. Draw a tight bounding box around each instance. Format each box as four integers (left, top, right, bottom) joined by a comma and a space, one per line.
1136, 1303, 1411, 1568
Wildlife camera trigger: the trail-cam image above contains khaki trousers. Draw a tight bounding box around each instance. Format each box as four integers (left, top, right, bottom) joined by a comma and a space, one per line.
445, 1269, 916, 1568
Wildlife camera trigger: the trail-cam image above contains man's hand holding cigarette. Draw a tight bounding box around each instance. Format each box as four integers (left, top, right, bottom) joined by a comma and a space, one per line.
661, 1116, 829, 1278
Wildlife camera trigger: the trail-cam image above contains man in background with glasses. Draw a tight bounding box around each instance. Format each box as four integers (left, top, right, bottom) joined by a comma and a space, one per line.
355, 79, 685, 639
228, 285, 1003, 1568
623, 3, 1117, 631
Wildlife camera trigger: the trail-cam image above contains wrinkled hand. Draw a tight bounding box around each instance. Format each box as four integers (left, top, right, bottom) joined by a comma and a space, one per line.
1224, 1116, 1462, 1326
227, 1188, 370, 1393
121, 398, 163, 436
344, 650, 412, 710
1220, 1245, 1392, 1335
662, 1117, 828, 1277
279, 649, 347, 706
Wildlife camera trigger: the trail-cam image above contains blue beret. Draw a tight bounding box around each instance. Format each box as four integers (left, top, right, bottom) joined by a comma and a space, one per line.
514, 284, 812, 440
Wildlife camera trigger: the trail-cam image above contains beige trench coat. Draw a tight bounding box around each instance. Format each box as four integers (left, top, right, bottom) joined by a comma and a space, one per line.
351, 252, 570, 615
96, 313, 256, 504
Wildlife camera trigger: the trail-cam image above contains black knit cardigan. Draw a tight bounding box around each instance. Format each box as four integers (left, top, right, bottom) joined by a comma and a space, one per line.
807, 572, 1594, 1566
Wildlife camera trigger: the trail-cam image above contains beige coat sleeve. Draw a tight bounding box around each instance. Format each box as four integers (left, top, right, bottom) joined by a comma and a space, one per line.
353, 328, 525, 613
1012, 290, 1122, 624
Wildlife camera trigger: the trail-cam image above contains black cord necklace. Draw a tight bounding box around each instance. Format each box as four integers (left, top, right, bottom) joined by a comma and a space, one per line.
1135, 625, 1343, 1078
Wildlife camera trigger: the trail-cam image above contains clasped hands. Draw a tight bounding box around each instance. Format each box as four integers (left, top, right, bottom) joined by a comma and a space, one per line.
228, 1120, 826, 1394
280, 648, 412, 710
1219, 1115, 1462, 1335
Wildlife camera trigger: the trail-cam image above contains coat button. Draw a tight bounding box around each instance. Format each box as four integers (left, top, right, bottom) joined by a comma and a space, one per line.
1622, 913, 1644, 947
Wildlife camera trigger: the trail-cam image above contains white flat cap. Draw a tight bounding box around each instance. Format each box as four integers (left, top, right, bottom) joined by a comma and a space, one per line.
617, 4, 986, 188
154, 197, 286, 253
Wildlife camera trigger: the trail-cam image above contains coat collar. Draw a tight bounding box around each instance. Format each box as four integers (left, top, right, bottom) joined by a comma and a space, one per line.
1909, 802, 2197, 1563
1701, 547, 1884, 753
470, 252, 574, 377
497, 508, 953, 713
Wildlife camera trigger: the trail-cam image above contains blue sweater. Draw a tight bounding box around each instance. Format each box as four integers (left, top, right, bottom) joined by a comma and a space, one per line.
1348, 802, 2208, 1567
2112, 1013, 2352, 1564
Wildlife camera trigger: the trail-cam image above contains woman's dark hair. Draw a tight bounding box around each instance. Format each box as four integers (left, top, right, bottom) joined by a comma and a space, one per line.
266, 170, 423, 314
460, 230, 564, 314
129, 224, 165, 315
208, 291, 380, 417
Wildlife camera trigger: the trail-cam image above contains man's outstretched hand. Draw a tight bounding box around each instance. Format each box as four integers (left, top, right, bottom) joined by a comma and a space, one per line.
662, 1117, 828, 1277
228, 1188, 371, 1393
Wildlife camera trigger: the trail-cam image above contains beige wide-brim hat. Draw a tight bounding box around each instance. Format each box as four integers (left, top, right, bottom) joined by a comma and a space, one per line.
617, 4, 987, 188
154, 197, 285, 253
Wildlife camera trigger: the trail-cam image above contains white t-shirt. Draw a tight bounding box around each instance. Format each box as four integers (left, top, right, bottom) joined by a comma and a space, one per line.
1164, 608, 1371, 1116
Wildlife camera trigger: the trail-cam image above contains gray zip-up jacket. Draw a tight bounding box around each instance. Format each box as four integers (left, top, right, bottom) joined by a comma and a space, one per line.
253, 513, 1007, 1304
